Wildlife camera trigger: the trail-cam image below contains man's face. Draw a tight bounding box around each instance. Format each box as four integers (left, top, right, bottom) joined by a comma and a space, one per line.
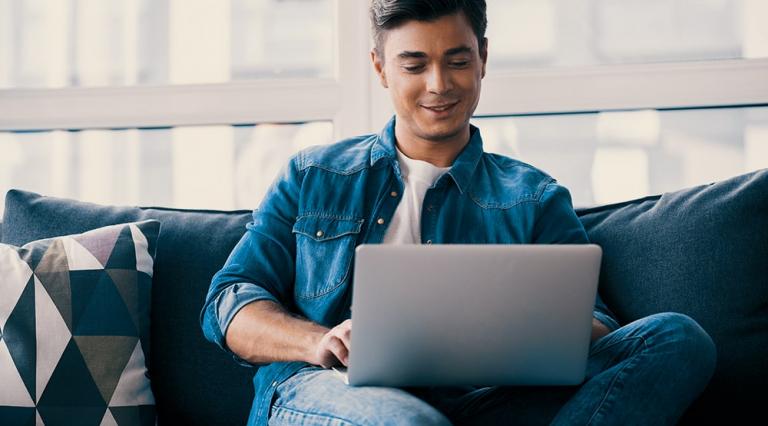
372, 12, 488, 143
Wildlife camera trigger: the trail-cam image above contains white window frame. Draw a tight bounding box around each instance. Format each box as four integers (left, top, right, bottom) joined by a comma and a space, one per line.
1, 0, 767, 136
475, 58, 768, 117
370, 58, 768, 126
0, 0, 373, 139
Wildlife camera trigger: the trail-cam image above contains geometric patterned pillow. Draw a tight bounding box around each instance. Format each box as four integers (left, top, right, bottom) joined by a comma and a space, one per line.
0, 220, 160, 426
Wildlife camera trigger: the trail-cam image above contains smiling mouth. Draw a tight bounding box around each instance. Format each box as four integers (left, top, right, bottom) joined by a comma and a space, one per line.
422, 101, 459, 112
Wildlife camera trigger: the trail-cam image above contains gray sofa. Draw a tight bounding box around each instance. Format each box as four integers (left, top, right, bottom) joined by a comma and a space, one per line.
1, 168, 766, 425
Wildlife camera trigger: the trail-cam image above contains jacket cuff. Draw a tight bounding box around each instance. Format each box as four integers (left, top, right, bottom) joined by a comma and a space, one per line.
211, 283, 280, 367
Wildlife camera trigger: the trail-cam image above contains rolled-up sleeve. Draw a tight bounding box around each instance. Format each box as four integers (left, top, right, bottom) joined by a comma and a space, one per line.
200, 153, 303, 364
532, 181, 621, 332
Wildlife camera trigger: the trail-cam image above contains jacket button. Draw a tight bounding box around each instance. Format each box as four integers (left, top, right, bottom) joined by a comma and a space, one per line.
316, 230, 324, 237
390, 191, 398, 197
377, 218, 385, 225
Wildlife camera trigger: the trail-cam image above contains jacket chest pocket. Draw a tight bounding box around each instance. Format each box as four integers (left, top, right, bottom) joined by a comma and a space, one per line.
292, 215, 363, 299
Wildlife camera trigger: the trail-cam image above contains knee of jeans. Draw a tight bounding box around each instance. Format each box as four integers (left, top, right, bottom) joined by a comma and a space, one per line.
645, 312, 717, 376
384, 399, 452, 426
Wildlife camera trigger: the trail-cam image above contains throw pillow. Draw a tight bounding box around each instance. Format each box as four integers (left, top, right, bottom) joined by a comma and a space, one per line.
0, 220, 159, 425
1, 190, 256, 426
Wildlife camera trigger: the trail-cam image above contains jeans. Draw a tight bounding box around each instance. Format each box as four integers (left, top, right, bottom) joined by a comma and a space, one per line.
267, 312, 716, 426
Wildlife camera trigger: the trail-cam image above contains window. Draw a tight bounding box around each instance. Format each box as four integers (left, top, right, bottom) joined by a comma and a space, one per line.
0, 122, 333, 215
0, 0, 334, 89
1, 0, 767, 211
477, 106, 768, 207
0, 0, 369, 215
485, 0, 768, 70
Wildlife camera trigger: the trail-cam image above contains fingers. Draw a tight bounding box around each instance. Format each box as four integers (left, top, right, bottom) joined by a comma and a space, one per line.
318, 320, 352, 368
312, 319, 353, 368
335, 319, 352, 353
326, 336, 349, 367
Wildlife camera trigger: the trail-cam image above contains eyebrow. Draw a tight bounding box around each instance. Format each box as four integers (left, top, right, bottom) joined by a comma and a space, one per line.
397, 51, 428, 59
396, 45, 474, 60
444, 46, 473, 56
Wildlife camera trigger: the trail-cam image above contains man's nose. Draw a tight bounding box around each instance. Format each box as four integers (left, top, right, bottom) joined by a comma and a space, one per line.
426, 65, 453, 95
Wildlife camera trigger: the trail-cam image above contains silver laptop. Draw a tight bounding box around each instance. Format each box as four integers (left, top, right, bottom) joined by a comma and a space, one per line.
347, 244, 602, 387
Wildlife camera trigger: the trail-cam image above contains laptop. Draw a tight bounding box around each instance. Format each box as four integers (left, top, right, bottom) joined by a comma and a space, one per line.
345, 244, 602, 387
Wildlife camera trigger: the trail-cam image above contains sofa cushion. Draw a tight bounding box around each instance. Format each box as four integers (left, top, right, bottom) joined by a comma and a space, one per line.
0, 220, 159, 425
2, 190, 255, 426
576, 169, 768, 423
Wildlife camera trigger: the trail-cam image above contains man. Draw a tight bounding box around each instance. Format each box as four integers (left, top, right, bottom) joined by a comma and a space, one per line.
201, 1, 717, 425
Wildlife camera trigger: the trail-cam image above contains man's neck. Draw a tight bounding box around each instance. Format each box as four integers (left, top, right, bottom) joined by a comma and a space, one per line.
394, 123, 470, 168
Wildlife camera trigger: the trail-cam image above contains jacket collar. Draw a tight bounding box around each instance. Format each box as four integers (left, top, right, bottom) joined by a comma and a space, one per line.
371, 116, 483, 195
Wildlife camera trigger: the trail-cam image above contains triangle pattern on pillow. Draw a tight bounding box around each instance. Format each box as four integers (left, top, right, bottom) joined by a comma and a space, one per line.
37, 405, 107, 426
73, 224, 122, 267
108, 269, 140, 332
4, 277, 36, 402
61, 237, 104, 271
0, 246, 33, 330
35, 238, 69, 274
34, 276, 72, 402
36, 269, 73, 333
0, 339, 34, 407
105, 226, 137, 270
101, 408, 119, 426
72, 271, 137, 337
37, 339, 106, 408
18, 238, 53, 272
75, 335, 138, 404
69, 270, 103, 332
109, 341, 154, 407
1, 220, 158, 424
0, 406, 35, 425
129, 224, 154, 276
110, 405, 156, 426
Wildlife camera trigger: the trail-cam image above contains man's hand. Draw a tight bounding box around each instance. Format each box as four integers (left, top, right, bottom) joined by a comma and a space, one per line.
591, 318, 612, 342
309, 319, 352, 368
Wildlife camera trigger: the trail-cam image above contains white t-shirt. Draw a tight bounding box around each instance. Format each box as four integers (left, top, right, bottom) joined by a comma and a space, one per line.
382, 148, 450, 244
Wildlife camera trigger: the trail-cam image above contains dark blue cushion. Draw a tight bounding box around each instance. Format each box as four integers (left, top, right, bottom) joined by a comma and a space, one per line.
577, 169, 768, 423
2, 190, 255, 426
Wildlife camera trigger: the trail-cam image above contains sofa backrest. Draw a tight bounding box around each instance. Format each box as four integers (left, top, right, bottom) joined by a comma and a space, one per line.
3, 168, 766, 425
576, 169, 768, 424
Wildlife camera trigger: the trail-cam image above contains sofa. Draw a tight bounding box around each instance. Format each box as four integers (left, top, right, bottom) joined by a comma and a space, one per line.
1, 168, 766, 425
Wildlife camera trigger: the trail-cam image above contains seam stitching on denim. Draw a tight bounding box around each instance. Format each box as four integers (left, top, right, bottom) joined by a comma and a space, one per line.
302, 162, 369, 176
270, 403, 358, 426
585, 335, 648, 426
467, 193, 539, 209
295, 235, 357, 300
588, 334, 644, 358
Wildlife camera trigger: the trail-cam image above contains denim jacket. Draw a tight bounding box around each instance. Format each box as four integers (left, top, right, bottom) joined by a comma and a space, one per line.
201, 117, 621, 426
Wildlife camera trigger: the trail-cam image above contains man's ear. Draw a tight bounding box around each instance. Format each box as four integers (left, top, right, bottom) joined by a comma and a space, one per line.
371, 48, 388, 88
480, 37, 488, 79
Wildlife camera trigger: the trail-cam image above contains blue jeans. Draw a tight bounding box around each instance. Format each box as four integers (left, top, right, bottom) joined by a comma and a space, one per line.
267, 312, 716, 426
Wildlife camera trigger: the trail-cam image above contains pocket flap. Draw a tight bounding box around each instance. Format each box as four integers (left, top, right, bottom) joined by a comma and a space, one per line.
292, 215, 364, 241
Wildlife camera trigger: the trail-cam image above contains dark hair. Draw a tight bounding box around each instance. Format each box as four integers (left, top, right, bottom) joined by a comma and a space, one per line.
370, 0, 487, 55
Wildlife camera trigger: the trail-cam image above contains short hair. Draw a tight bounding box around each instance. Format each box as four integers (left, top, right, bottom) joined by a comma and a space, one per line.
370, 0, 487, 56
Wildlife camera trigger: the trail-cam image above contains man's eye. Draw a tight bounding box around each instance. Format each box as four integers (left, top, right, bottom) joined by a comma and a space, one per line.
450, 61, 469, 68
403, 65, 424, 72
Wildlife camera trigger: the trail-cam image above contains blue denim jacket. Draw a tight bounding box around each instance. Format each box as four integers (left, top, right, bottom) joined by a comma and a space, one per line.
201, 117, 621, 425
